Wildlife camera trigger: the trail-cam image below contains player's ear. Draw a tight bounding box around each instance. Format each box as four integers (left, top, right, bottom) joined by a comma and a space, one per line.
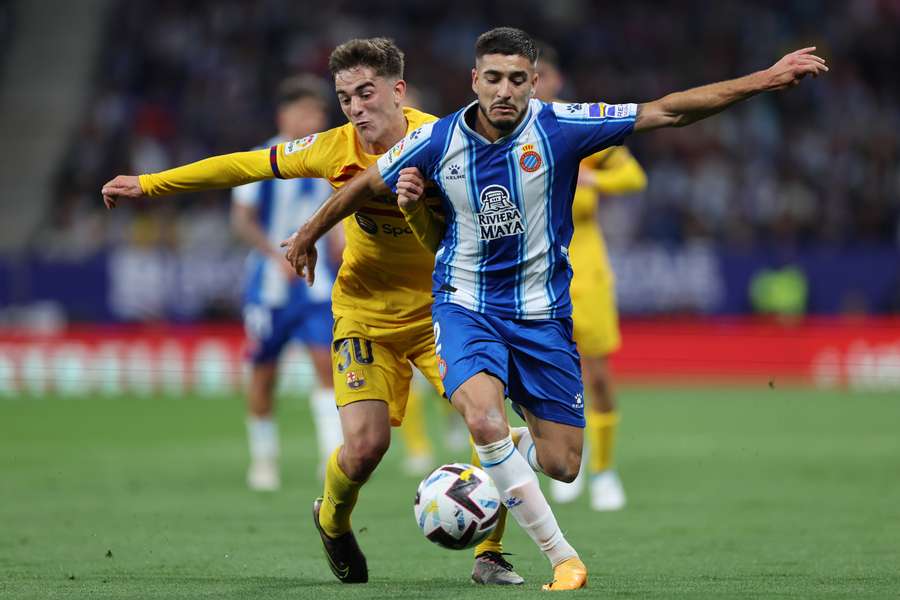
393, 79, 407, 106
471, 68, 478, 94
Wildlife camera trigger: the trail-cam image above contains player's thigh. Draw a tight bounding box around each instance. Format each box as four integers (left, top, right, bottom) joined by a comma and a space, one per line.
331, 316, 412, 427
431, 303, 509, 404
243, 303, 292, 365
571, 275, 622, 358
504, 317, 586, 429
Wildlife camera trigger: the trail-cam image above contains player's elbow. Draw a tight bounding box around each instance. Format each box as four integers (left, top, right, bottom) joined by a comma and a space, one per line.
637, 101, 681, 131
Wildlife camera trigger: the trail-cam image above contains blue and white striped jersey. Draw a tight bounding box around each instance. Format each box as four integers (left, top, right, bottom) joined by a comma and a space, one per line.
233, 137, 335, 307
377, 99, 637, 320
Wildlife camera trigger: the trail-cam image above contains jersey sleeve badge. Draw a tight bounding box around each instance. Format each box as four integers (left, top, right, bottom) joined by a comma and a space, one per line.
284, 134, 318, 155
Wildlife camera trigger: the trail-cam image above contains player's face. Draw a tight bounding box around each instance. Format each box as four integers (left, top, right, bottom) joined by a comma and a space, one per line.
535, 60, 563, 102
334, 66, 406, 146
472, 54, 537, 133
277, 97, 328, 140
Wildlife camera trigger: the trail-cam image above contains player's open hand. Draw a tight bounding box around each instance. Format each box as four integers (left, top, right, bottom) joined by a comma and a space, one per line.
764, 47, 828, 90
280, 227, 318, 286
101, 175, 144, 209
396, 167, 426, 211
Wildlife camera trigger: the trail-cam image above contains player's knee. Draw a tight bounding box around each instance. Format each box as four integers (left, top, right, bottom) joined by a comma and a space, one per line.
557, 463, 581, 483
342, 434, 390, 478
462, 410, 508, 445
537, 450, 581, 483
545, 461, 580, 483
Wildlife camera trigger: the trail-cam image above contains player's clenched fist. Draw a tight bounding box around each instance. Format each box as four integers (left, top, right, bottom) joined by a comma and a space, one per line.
396, 167, 426, 211
101, 175, 144, 208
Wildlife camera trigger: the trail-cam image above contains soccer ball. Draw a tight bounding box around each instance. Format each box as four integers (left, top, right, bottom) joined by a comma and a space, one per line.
413, 463, 501, 550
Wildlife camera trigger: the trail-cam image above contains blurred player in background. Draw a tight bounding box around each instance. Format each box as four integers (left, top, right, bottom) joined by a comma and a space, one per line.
534, 44, 648, 510
231, 76, 343, 491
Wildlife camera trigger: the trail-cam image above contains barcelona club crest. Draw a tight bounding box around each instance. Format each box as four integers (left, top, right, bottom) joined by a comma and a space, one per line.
346, 371, 366, 390
519, 144, 542, 172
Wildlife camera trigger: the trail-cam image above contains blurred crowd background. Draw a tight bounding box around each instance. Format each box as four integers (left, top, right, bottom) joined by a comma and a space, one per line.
3, 0, 900, 322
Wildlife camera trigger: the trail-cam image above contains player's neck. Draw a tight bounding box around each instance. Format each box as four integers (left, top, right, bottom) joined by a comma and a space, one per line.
360, 112, 409, 155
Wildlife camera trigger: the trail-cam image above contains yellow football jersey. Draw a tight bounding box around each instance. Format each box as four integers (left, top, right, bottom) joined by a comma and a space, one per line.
271, 107, 442, 328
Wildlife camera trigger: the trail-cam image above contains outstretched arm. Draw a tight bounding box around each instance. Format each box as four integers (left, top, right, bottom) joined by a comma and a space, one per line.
635, 47, 828, 132
281, 165, 390, 284
101, 149, 273, 208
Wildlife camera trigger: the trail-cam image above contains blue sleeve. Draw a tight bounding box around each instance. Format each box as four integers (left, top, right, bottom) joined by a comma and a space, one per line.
551, 102, 638, 159
376, 121, 438, 192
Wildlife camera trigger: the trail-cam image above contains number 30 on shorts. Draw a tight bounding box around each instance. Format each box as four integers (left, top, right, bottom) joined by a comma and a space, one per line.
333, 338, 375, 373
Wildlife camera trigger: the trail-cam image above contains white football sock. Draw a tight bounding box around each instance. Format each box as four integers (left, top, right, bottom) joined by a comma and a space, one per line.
510, 426, 543, 473
310, 387, 343, 459
246, 415, 279, 461
475, 435, 577, 567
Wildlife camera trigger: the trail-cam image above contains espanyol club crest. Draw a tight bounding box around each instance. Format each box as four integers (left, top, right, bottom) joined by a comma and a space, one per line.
519, 144, 542, 172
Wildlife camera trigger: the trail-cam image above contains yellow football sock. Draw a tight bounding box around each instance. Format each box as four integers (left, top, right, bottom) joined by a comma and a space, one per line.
470, 437, 507, 557
319, 446, 363, 538
587, 410, 620, 474
399, 388, 433, 457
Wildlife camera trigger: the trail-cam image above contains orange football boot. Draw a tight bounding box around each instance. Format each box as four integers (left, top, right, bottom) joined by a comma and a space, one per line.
542, 557, 587, 591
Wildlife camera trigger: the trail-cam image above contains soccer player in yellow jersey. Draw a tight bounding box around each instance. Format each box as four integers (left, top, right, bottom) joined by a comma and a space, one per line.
101, 38, 524, 585
534, 45, 648, 510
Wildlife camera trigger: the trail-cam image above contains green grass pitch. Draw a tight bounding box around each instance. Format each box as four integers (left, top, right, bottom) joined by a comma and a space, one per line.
2, 386, 899, 598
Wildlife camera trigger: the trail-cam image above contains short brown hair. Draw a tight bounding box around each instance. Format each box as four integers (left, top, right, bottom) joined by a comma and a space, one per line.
328, 37, 405, 80
276, 75, 330, 107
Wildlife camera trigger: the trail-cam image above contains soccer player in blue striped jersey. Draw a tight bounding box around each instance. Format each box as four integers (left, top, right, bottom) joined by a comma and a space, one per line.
283, 28, 827, 590
232, 76, 342, 491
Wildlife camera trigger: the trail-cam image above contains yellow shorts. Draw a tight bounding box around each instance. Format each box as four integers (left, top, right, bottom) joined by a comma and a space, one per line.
570, 267, 621, 358
331, 314, 444, 426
